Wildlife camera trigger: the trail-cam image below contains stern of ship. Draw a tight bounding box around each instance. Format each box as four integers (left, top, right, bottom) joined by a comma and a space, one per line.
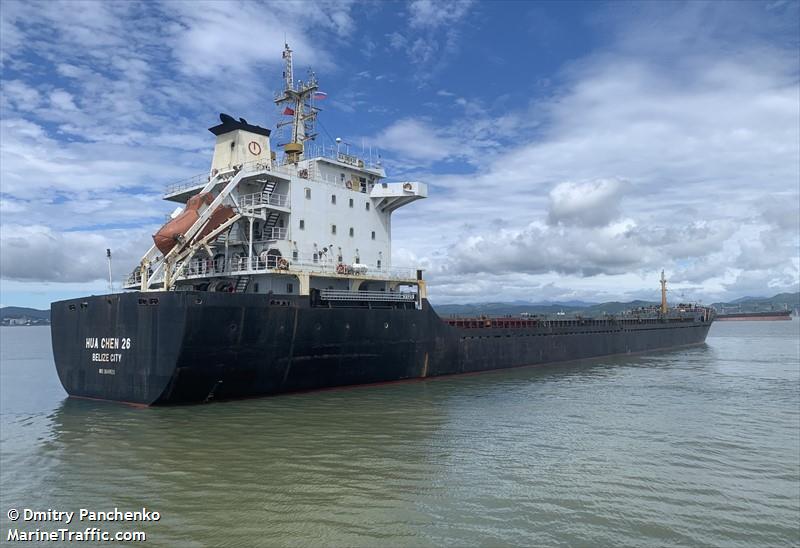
51, 292, 189, 405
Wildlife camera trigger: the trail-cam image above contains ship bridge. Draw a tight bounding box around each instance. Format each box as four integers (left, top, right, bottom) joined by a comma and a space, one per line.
124, 44, 427, 306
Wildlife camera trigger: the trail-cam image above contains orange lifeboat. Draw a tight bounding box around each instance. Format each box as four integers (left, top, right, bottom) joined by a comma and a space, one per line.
196, 203, 236, 241
153, 192, 234, 254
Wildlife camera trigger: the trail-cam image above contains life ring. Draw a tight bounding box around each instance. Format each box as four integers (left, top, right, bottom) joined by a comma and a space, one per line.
248, 141, 262, 155
345, 180, 352, 190
336, 263, 346, 274
278, 258, 289, 270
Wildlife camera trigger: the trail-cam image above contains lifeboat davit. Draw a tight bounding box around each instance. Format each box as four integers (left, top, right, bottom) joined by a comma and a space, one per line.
153, 192, 235, 254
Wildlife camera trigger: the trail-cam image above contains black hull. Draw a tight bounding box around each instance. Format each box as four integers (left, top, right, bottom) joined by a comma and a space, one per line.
716, 310, 792, 321
51, 292, 713, 405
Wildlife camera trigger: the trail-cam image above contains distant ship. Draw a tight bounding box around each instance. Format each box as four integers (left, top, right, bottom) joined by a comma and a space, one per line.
50, 45, 715, 405
715, 310, 792, 321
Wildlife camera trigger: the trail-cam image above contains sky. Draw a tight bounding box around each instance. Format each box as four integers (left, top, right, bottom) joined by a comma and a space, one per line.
1, 0, 798, 309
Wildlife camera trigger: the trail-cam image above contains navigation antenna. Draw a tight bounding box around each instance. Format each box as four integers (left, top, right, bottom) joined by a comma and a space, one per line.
275, 43, 319, 163
106, 248, 114, 293
660, 270, 668, 315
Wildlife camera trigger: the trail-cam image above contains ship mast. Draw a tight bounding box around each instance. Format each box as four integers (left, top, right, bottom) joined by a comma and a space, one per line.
275, 43, 319, 163
660, 270, 668, 314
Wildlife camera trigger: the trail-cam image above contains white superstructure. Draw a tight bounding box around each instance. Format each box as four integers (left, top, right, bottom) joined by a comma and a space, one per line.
124, 44, 427, 304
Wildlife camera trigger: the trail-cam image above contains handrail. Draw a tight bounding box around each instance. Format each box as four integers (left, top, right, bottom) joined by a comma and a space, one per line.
319, 289, 416, 302
124, 257, 418, 288
163, 156, 381, 197
240, 191, 290, 209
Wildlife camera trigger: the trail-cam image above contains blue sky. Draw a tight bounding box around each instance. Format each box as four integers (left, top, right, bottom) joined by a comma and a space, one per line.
1, 0, 798, 309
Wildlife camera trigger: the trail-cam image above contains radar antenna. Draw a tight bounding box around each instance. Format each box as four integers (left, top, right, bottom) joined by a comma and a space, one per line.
275, 43, 319, 163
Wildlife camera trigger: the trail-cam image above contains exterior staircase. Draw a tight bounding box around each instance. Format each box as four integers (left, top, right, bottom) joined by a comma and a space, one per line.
234, 276, 250, 293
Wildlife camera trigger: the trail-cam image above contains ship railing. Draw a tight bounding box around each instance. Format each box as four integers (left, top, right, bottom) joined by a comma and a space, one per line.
125, 270, 142, 287
290, 260, 417, 280
164, 156, 380, 199
302, 143, 385, 171
319, 289, 416, 302
163, 160, 293, 198
262, 227, 288, 240
164, 172, 212, 196
239, 191, 290, 209
124, 254, 418, 286
223, 257, 417, 281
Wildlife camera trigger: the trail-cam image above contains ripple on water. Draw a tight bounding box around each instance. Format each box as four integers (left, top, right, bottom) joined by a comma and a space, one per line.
1, 322, 799, 547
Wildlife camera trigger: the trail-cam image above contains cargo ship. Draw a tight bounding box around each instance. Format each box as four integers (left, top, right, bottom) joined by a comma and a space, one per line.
50, 45, 715, 405
715, 309, 792, 321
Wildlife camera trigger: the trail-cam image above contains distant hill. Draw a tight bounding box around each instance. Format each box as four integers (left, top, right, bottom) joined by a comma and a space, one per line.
433, 300, 658, 318
0, 306, 51, 326
0, 306, 50, 321
433, 292, 800, 318
2, 291, 797, 323
710, 292, 799, 313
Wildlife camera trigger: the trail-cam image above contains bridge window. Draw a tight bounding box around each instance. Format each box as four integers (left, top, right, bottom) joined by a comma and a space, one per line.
331, 224, 337, 234
305, 188, 311, 199
377, 260, 381, 269
349, 227, 354, 237
287, 283, 293, 293
331, 194, 336, 204
371, 231, 375, 240
365, 202, 370, 211
349, 198, 354, 208
299, 219, 305, 230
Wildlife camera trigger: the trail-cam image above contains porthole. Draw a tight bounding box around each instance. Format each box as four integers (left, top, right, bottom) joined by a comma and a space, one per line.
315, 323, 322, 330
345, 323, 350, 329
384, 322, 389, 329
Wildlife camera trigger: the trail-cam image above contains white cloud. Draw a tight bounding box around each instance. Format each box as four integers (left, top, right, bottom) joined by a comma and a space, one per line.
387, 0, 475, 80
1, 80, 42, 111
384, 4, 799, 302
376, 118, 464, 164
547, 178, 629, 227
0, 225, 151, 284
408, 0, 473, 29
0, 0, 358, 290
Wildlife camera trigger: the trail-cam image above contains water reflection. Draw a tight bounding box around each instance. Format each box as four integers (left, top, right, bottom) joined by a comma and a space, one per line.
2, 322, 798, 547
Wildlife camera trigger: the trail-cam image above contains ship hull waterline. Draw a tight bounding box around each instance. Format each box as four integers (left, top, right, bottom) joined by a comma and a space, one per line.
51, 292, 713, 405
